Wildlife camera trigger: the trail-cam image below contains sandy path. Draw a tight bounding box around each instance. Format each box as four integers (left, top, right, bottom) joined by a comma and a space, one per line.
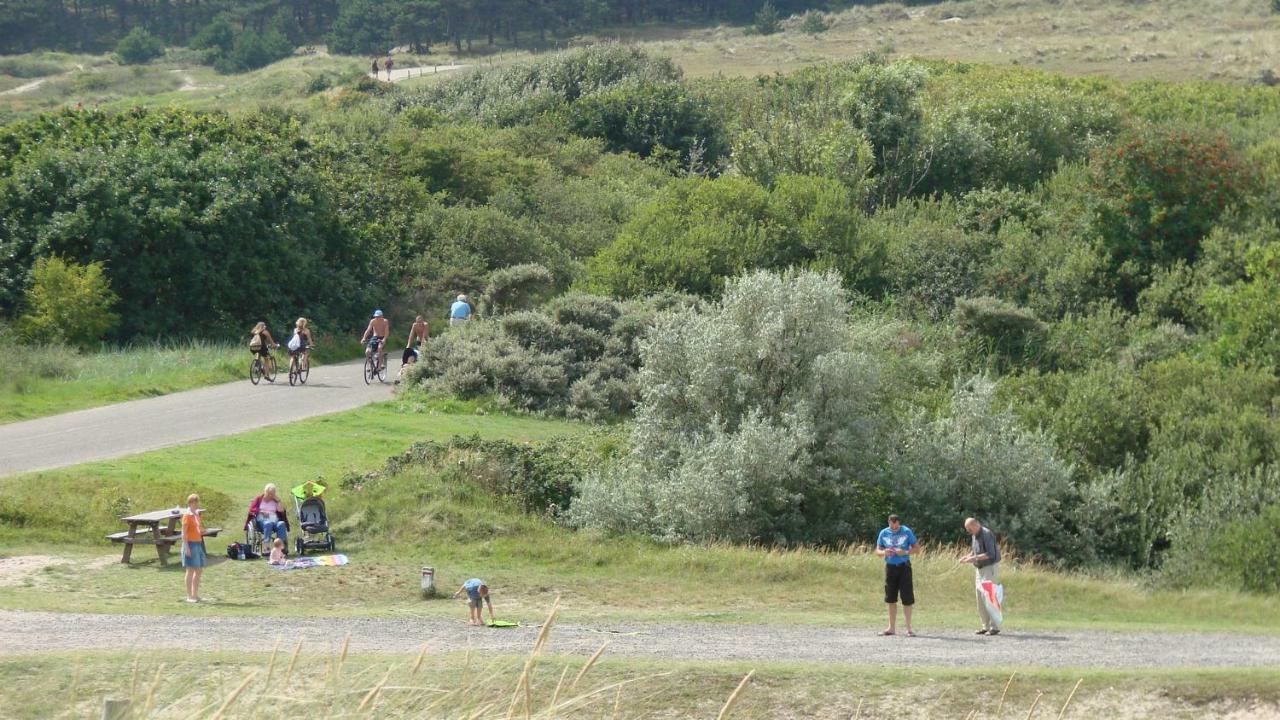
0, 77, 48, 95
1, 610, 1277, 669
0, 359, 393, 477
370, 64, 468, 83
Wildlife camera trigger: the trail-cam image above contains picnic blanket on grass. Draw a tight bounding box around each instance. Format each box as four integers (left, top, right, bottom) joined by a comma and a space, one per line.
272, 554, 348, 570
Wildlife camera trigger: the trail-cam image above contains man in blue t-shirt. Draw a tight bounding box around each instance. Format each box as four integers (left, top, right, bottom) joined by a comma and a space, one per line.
876, 513, 919, 636
449, 294, 472, 325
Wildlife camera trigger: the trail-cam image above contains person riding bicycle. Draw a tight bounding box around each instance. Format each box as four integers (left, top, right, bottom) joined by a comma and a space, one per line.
288, 317, 314, 366
248, 321, 279, 361
360, 309, 390, 371
398, 314, 429, 381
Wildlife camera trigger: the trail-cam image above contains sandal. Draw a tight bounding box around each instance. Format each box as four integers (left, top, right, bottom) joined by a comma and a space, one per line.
879, 629, 895, 636
906, 630, 916, 637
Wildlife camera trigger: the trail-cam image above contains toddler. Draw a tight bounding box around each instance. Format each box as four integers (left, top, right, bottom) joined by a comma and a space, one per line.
268, 538, 286, 566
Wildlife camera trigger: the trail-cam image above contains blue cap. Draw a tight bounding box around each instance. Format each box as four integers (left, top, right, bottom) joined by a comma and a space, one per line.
373, 309, 383, 317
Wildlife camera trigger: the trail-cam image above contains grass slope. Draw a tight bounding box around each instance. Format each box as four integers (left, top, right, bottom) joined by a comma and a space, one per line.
1, 409, 1276, 632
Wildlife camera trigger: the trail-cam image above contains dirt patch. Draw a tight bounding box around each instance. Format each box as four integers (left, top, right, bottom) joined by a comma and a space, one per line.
0, 555, 70, 586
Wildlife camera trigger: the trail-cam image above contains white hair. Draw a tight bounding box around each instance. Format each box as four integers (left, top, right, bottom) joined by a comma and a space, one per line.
264, 483, 277, 495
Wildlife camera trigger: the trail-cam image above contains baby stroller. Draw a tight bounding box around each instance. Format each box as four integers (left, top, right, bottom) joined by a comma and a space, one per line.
291, 480, 335, 556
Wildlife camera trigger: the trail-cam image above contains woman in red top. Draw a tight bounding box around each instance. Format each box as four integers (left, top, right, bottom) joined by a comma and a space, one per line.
181, 493, 206, 603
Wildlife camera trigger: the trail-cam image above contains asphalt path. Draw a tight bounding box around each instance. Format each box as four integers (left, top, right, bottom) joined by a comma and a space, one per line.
0, 359, 393, 477
1, 610, 1278, 669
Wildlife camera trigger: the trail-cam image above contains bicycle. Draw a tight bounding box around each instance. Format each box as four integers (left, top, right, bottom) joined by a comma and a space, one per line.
249, 348, 278, 385
363, 339, 387, 384
288, 345, 312, 386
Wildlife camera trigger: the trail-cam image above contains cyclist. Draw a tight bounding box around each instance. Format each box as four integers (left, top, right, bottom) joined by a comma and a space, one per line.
398, 314, 429, 382
360, 309, 390, 373
288, 317, 314, 372
248, 321, 279, 368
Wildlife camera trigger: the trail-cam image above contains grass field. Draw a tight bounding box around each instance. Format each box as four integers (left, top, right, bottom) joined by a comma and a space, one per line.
0, 341, 245, 424
2, 645, 1278, 719
1, 401, 1276, 632
3, 0, 1276, 122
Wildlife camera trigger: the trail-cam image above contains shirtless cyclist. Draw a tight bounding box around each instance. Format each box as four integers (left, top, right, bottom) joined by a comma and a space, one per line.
359, 309, 390, 372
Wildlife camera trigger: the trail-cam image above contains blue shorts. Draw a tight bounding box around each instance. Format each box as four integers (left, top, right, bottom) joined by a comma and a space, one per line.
182, 541, 207, 568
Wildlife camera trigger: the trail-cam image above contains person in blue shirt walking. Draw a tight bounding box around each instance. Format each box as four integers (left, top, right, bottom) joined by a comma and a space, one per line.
876, 513, 919, 636
449, 294, 472, 325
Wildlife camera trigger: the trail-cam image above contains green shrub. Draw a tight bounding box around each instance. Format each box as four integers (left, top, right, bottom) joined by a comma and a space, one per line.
570, 270, 891, 545
115, 27, 164, 65
410, 294, 661, 421
588, 174, 874, 297
953, 296, 1047, 371
753, 1, 782, 35
562, 81, 726, 166
890, 376, 1083, 563
1161, 466, 1280, 591
874, 198, 997, 318
1091, 126, 1253, 305
18, 257, 119, 349
0, 55, 67, 78
483, 263, 555, 315
799, 11, 829, 34
1201, 239, 1280, 367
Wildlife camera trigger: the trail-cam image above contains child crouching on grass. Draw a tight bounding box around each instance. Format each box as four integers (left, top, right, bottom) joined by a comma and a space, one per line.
452, 578, 495, 626
269, 538, 286, 566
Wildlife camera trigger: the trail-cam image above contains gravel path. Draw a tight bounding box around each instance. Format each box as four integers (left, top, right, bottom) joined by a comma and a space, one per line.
3, 610, 1277, 668
0, 359, 392, 477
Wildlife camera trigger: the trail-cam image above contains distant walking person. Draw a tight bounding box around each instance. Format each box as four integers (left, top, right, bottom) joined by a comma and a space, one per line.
449, 294, 472, 325
385, 56, 394, 80
181, 493, 207, 603
371, 57, 380, 78
876, 513, 918, 636
960, 517, 1002, 635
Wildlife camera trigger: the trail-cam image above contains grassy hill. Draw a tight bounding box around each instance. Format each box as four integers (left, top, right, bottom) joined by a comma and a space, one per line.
2, 0, 1277, 122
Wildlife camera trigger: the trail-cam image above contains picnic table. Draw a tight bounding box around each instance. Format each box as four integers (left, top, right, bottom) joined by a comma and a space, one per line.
106, 508, 221, 566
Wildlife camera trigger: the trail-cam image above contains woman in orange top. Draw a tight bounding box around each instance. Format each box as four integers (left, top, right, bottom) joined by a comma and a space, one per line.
181, 493, 206, 603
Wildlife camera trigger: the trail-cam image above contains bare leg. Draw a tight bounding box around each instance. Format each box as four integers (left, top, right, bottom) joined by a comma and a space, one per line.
903, 605, 913, 634
884, 602, 897, 633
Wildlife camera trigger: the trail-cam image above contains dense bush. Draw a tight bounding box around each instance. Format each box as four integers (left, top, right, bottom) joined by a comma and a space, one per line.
889, 377, 1082, 563
115, 27, 164, 64
570, 270, 891, 544
18, 257, 119, 348
0, 108, 376, 339
407, 293, 671, 421
587, 174, 875, 297
1090, 126, 1254, 306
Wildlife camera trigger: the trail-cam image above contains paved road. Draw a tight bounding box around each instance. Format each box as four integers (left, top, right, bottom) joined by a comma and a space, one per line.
0, 359, 393, 477
1, 610, 1277, 668
370, 63, 468, 83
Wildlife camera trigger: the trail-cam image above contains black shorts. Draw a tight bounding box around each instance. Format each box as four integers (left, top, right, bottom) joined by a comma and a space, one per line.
884, 563, 914, 605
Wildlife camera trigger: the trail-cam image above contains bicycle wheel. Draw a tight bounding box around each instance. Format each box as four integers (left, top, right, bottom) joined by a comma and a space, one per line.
288, 357, 299, 386
363, 355, 375, 385
299, 356, 310, 384
249, 358, 262, 385
376, 355, 387, 383
264, 355, 278, 383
